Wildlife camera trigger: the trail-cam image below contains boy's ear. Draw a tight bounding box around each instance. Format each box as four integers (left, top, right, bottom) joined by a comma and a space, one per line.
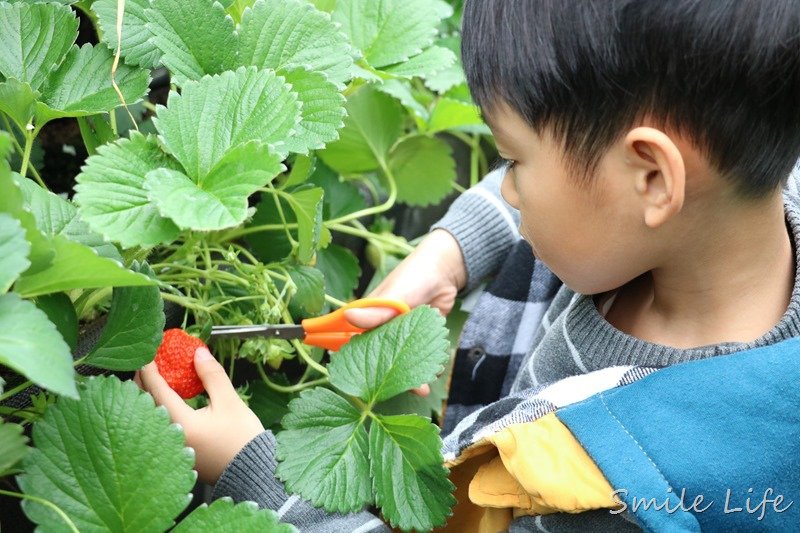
624, 127, 686, 228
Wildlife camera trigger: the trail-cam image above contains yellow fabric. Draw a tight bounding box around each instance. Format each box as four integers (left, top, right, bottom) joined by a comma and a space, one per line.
485, 413, 618, 513
438, 413, 620, 532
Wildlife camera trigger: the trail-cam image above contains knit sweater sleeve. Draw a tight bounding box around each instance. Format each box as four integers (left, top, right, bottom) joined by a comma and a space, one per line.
430, 167, 521, 292
212, 431, 390, 532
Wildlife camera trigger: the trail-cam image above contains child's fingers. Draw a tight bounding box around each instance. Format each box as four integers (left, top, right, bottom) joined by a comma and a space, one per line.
411, 384, 431, 397
193, 347, 240, 408
344, 307, 400, 330
139, 362, 192, 421
133, 370, 143, 389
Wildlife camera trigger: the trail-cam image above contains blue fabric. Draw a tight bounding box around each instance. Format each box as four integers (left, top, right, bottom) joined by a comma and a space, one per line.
557, 337, 800, 532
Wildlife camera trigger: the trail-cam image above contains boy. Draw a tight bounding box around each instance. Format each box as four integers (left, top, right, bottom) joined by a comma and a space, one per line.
139, 0, 800, 530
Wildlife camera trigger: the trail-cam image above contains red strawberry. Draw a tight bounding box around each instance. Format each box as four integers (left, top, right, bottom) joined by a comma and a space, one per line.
154, 329, 207, 399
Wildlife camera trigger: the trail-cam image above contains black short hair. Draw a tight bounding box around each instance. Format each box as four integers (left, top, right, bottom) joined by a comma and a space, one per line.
462, 0, 800, 197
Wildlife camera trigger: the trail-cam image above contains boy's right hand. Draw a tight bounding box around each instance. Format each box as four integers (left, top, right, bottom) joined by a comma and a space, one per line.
344, 229, 466, 396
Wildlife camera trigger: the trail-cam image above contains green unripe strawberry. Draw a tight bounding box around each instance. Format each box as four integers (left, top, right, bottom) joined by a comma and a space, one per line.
154, 329, 207, 399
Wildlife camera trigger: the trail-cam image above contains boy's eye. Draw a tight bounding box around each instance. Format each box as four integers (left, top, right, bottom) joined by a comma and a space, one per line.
492, 156, 518, 172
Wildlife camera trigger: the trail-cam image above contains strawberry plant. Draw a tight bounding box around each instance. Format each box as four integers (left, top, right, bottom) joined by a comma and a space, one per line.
0, 0, 492, 530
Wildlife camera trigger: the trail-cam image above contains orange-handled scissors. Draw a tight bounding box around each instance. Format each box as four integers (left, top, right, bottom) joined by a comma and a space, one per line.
209, 298, 410, 351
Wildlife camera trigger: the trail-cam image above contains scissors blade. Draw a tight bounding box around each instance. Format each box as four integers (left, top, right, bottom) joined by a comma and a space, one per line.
210, 324, 305, 340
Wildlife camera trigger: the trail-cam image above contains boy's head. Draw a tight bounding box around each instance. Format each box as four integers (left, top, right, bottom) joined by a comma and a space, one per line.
462, 0, 800, 293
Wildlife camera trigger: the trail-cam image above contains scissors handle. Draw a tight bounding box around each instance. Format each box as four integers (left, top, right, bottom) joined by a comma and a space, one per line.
301, 298, 410, 351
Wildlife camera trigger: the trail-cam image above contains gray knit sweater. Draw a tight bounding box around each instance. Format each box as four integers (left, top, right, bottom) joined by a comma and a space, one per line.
213, 165, 800, 532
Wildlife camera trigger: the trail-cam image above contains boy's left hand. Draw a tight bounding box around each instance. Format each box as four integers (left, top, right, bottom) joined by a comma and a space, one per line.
135, 347, 265, 485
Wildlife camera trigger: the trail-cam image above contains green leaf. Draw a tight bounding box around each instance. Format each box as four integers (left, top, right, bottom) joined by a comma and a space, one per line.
369, 414, 455, 530
36, 43, 150, 124
328, 305, 449, 403
332, 0, 449, 68
284, 187, 323, 263
308, 162, 366, 219
245, 194, 295, 263
153, 67, 300, 179
17, 175, 122, 261
389, 135, 455, 206
145, 142, 283, 231
423, 36, 466, 94
0, 2, 78, 90
145, 0, 237, 86
426, 65, 467, 95
14, 235, 156, 298
428, 97, 486, 134
283, 154, 314, 188
317, 86, 403, 174
314, 244, 360, 302
0, 421, 29, 476
382, 46, 456, 80
275, 387, 372, 513
18, 376, 196, 531
280, 68, 346, 154
310, 0, 336, 12
373, 390, 432, 417
77, 114, 116, 156
93, 0, 161, 68
83, 263, 165, 371
174, 499, 295, 532
0, 292, 76, 398
0, 130, 53, 274
0, 78, 39, 129
224, 0, 256, 24
238, 0, 355, 88
247, 380, 295, 431
285, 264, 325, 316
74, 132, 181, 248
8, 0, 76, 4
0, 212, 30, 293
377, 79, 429, 120
34, 293, 78, 351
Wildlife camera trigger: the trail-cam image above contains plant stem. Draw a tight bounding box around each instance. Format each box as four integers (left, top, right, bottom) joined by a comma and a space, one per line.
270, 187, 297, 246
220, 222, 293, 239
357, 175, 381, 206
154, 265, 248, 287
74, 286, 113, 319
328, 223, 415, 254
256, 362, 328, 393
450, 131, 486, 187
109, 106, 118, 137
0, 113, 20, 143
325, 294, 346, 307
470, 134, 480, 187
278, 306, 328, 376
350, 395, 368, 412
452, 181, 467, 193
478, 141, 489, 177
324, 159, 398, 226
0, 489, 79, 533
342, 78, 365, 97
221, 156, 402, 242
0, 350, 96, 404
160, 292, 212, 313
1, 114, 45, 187
19, 132, 46, 189
0, 380, 33, 403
